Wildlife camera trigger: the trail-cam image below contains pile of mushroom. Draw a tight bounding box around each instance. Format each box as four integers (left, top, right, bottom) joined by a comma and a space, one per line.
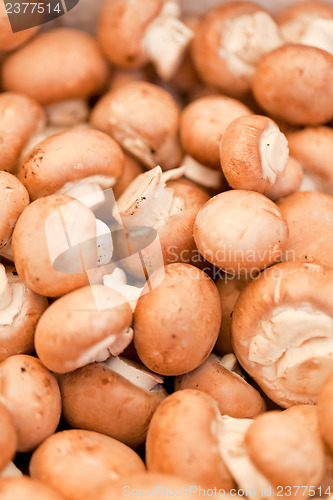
1, 0, 333, 497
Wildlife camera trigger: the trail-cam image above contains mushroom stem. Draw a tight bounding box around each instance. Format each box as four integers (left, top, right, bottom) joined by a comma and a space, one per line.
105, 356, 164, 391
0, 462, 22, 478
103, 268, 143, 312
259, 124, 289, 184
57, 177, 117, 209
45, 98, 89, 127
0, 264, 13, 311
182, 155, 223, 188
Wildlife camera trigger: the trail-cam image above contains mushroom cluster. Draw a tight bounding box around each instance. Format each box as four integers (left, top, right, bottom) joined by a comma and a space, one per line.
1, 0, 333, 497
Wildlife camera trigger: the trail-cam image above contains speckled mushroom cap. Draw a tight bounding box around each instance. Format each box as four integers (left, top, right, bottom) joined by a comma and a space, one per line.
35, 285, 133, 374
266, 156, 303, 202
0, 172, 29, 249
180, 95, 252, 169
0, 354, 61, 452
221, 115, 289, 194
60, 357, 166, 448
29, 429, 145, 500
191, 1, 282, 97
2, 29, 109, 105
0, 477, 64, 500
252, 44, 333, 125
12, 194, 98, 297
245, 411, 325, 494
134, 263, 221, 376
0, 402, 17, 474
0, 264, 48, 361
91, 82, 182, 170
277, 191, 333, 269
318, 375, 333, 454
0, 2, 38, 52
175, 353, 265, 419
19, 129, 124, 200
0, 92, 46, 173
232, 261, 333, 407
287, 127, 333, 194
194, 190, 288, 275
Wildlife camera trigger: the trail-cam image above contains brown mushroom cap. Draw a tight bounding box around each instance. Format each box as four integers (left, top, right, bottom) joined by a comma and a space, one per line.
35, 285, 133, 374
232, 261, 333, 407
266, 156, 303, 201
0, 402, 17, 474
60, 357, 167, 448
252, 44, 333, 125
0, 2, 38, 52
0, 354, 61, 452
12, 194, 98, 297
318, 375, 333, 454
245, 411, 325, 493
277, 191, 333, 269
0, 172, 29, 249
19, 129, 124, 201
194, 190, 288, 274
2, 29, 109, 105
30, 429, 145, 500
175, 353, 266, 418
134, 263, 221, 376
180, 95, 252, 169
0, 477, 64, 500
91, 82, 182, 170
0, 92, 46, 173
146, 389, 234, 489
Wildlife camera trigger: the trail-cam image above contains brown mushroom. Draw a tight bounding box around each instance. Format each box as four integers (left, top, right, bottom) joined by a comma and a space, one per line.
0, 477, 64, 500
0, 402, 17, 474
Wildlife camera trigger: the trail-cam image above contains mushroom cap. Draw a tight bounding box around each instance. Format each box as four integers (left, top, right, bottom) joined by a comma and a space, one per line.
0, 354, 61, 452
2, 29, 109, 105
146, 389, 234, 489
252, 44, 333, 125
277, 191, 333, 269
245, 411, 325, 492
0, 402, 17, 473
113, 155, 144, 199
180, 95, 252, 169
134, 263, 221, 376
0, 172, 29, 249
30, 429, 145, 500
91, 82, 182, 170
19, 129, 124, 200
318, 375, 333, 453
0, 266, 48, 362
193, 190, 288, 274
0, 2, 38, 52
175, 353, 266, 419
267, 156, 303, 201
0, 92, 46, 173
12, 194, 98, 297
287, 127, 333, 194
0, 477, 64, 500
98, 0, 162, 68
60, 359, 167, 448
277, 0, 333, 32
35, 285, 133, 374
232, 261, 333, 407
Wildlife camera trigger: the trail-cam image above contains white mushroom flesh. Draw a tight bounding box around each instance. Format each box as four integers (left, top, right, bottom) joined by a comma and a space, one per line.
104, 355, 164, 391
57, 175, 117, 210
0, 462, 22, 478
281, 17, 333, 56
103, 267, 143, 312
259, 123, 289, 185
182, 155, 224, 188
0, 265, 24, 326
45, 98, 90, 127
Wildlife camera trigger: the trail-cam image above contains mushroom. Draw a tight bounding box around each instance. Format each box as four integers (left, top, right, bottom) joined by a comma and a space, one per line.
12, 194, 98, 297
0, 354, 61, 452
277, 191, 333, 269
35, 285, 133, 373
0, 477, 64, 500
97, 0, 193, 80
221, 115, 289, 194
266, 156, 303, 201
134, 263, 221, 376
175, 353, 266, 419
252, 44, 333, 125
0, 2, 38, 52
0, 264, 48, 361
29, 429, 145, 500
231, 261, 333, 407
91, 82, 183, 171
193, 190, 288, 276
191, 2, 282, 97
0, 402, 17, 474
19, 129, 124, 206
318, 375, 333, 455
113, 155, 144, 199
0, 92, 46, 173
59, 356, 167, 448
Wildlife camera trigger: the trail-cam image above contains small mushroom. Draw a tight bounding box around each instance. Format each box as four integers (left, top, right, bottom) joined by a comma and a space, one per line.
97, 0, 193, 80
252, 44, 333, 125
191, 2, 282, 97
194, 190, 288, 275
0, 477, 64, 500
232, 261, 333, 407
60, 356, 167, 448
221, 115, 289, 194
0, 2, 38, 52
266, 156, 303, 201
318, 375, 333, 455
134, 263, 221, 375
0, 354, 61, 452
29, 429, 145, 500
91, 82, 183, 170
0, 402, 17, 474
